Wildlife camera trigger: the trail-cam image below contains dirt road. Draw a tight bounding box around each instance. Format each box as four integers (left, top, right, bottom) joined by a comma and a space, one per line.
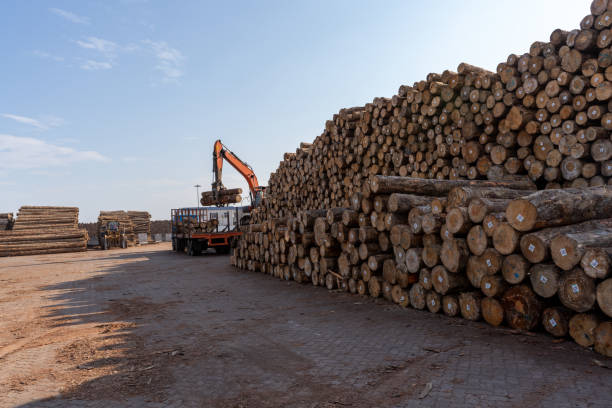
0, 244, 610, 407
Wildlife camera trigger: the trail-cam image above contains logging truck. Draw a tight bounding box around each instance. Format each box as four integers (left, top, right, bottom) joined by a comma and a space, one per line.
171, 206, 246, 256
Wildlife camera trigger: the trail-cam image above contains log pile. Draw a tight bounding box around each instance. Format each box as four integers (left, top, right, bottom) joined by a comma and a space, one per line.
127, 211, 152, 236
176, 217, 219, 234
231, 0, 612, 357
96, 211, 137, 247
0, 213, 13, 230
200, 188, 243, 207
0, 206, 88, 257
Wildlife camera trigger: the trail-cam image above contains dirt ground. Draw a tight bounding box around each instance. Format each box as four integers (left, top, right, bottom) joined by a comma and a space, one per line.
0, 243, 611, 408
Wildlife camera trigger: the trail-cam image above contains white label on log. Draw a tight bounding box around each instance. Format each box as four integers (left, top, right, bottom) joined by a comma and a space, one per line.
448, 303, 452, 310
571, 284, 580, 293
540, 275, 548, 284
438, 276, 443, 283
414, 223, 418, 230
486, 259, 492, 267
423, 277, 428, 283
560, 248, 567, 257
487, 221, 493, 229
484, 282, 491, 289
400, 296, 405, 302
466, 304, 471, 311
528, 244, 535, 253
431, 299, 435, 306
549, 318, 557, 328
516, 214, 524, 222
590, 259, 599, 268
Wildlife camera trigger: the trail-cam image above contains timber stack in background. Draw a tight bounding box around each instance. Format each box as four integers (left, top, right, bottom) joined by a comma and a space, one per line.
232, 0, 612, 357
0, 213, 13, 230
0, 206, 88, 257
96, 211, 137, 247
127, 211, 152, 238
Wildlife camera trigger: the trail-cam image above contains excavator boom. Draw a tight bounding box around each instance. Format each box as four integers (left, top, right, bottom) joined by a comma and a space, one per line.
211, 140, 264, 208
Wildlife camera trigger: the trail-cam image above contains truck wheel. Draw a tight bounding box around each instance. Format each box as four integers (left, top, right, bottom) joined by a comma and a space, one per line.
172, 239, 177, 251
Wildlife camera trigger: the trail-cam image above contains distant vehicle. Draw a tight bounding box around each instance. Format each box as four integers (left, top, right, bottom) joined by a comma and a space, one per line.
171, 206, 246, 256
101, 221, 127, 250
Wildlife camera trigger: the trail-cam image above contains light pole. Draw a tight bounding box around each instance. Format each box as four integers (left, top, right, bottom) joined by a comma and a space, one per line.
194, 184, 202, 210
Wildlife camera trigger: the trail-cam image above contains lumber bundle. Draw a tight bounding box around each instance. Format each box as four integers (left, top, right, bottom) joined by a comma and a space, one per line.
96, 211, 137, 247
0, 206, 87, 257
200, 188, 243, 207
0, 213, 13, 230
231, 0, 612, 357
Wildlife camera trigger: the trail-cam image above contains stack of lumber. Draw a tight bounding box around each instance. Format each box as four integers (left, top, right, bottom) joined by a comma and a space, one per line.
200, 188, 242, 206
97, 211, 136, 247
127, 211, 152, 236
176, 218, 219, 234
0, 206, 87, 257
0, 213, 13, 230
231, 0, 612, 357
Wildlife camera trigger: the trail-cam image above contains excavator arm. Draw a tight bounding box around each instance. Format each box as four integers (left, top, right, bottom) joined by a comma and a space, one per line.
212, 139, 264, 207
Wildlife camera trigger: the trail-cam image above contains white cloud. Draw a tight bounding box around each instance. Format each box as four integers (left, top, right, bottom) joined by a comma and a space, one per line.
1, 113, 66, 130
76, 37, 117, 54
49, 8, 89, 24
81, 60, 112, 70
121, 156, 142, 163
0, 134, 109, 171
32, 50, 64, 62
143, 40, 184, 82
1, 114, 46, 129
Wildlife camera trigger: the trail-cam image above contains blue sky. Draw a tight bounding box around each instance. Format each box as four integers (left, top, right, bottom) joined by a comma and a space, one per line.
0, 0, 589, 222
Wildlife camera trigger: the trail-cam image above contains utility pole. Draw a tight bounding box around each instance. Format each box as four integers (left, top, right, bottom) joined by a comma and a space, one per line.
194, 184, 201, 210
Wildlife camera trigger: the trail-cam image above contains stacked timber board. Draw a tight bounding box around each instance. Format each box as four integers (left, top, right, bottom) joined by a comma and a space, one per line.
0, 206, 88, 257
97, 211, 137, 247
0, 213, 13, 230
231, 0, 612, 357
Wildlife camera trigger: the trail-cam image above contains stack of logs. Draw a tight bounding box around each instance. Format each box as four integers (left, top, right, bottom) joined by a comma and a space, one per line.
0, 213, 13, 230
200, 188, 243, 207
233, 177, 612, 356
232, 0, 612, 357
176, 218, 219, 234
96, 211, 137, 247
127, 211, 152, 237
0, 206, 88, 257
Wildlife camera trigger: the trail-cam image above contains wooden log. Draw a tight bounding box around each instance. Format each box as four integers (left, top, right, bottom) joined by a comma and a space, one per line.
481, 275, 508, 298
426, 291, 441, 313
558, 268, 597, 312
581, 247, 612, 279
370, 176, 535, 195
440, 238, 469, 273
447, 186, 534, 209
431, 265, 470, 295
505, 187, 612, 232
466, 225, 488, 256
459, 292, 482, 321
492, 222, 520, 255
569, 313, 600, 347
442, 295, 460, 317
467, 198, 511, 224
387, 194, 434, 213
542, 307, 572, 337
501, 285, 542, 331
481, 297, 504, 326
409, 283, 426, 310
529, 264, 561, 298
594, 321, 612, 357
597, 278, 612, 318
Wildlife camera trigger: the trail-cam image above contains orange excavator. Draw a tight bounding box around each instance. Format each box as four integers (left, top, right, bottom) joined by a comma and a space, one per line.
212, 139, 266, 209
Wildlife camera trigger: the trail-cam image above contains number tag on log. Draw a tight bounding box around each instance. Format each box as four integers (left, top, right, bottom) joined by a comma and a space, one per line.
516, 214, 524, 222
549, 318, 557, 327
528, 244, 535, 253
484, 282, 491, 289
486, 259, 492, 267
514, 273, 520, 279
560, 248, 567, 257
540, 275, 548, 284
487, 221, 493, 229
571, 283, 580, 293
423, 277, 428, 283
438, 276, 443, 283
400, 296, 405, 302
590, 259, 599, 268
466, 304, 471, 311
